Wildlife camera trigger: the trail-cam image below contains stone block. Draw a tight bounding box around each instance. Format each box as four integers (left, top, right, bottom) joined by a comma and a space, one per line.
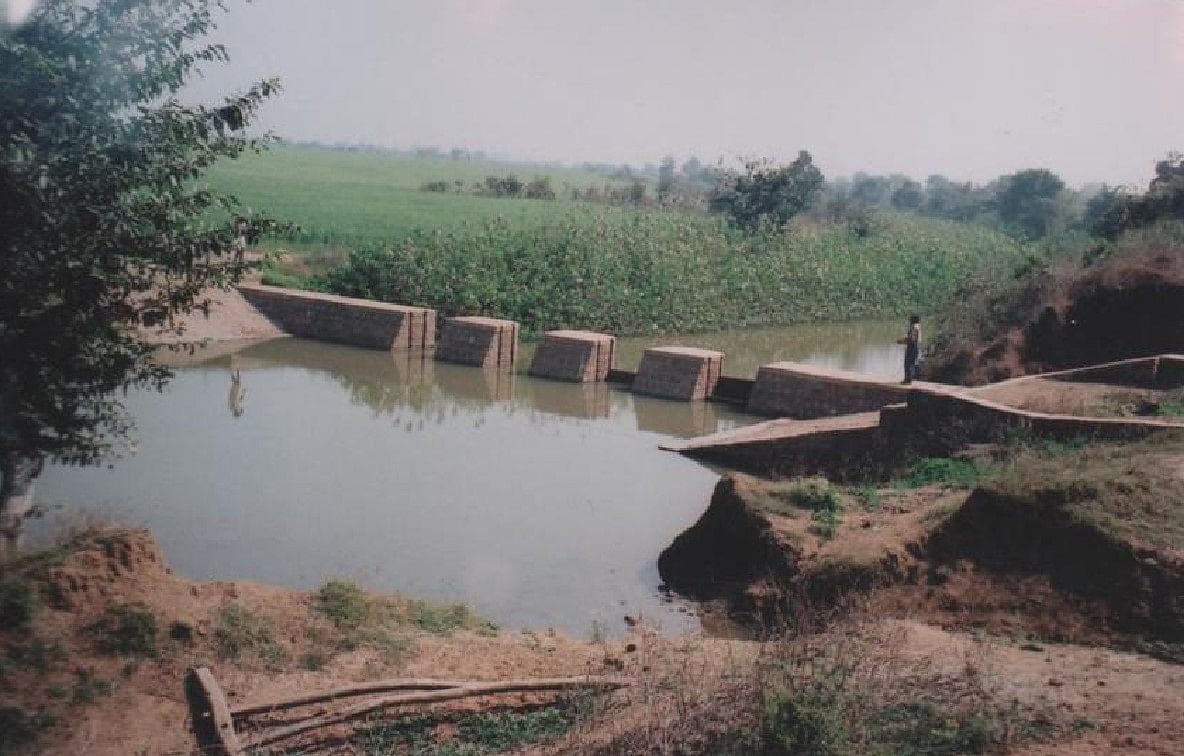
747, 361, 909, 418
528, 330, 617, 382
632, 346, 724, 401
238, 284, 435, 351
435, 316, 519, 369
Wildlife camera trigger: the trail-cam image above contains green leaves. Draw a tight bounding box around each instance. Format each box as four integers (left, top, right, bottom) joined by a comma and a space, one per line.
1, 0, 280, 465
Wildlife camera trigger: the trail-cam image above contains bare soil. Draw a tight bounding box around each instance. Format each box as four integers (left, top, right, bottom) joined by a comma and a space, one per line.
924, 249, 1184, 385
2, 528, 1181, 754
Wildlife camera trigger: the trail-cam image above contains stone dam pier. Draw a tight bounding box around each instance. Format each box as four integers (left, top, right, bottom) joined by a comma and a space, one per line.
234, 284, 1184, 469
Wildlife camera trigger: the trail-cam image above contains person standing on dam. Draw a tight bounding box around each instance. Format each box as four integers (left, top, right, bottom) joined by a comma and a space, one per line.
898, 314, 922, 384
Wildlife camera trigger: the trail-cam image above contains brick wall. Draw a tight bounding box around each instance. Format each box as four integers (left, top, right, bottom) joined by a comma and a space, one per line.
528, 330, 616, 382
747, 362, 909, 418
632, 347, 724, 401
435, 316, 519, 369
238, 284, 435, 351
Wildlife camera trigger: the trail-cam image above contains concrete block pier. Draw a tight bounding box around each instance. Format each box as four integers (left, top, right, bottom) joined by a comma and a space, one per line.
632, 346, 724, 401
238, 284, 435, 351
747, 361, 910, 419
435, 316, 519, 369
528, 330, 617, 382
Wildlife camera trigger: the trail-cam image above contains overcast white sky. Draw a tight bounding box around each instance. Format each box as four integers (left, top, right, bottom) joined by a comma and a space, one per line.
178, 0, 1184, 187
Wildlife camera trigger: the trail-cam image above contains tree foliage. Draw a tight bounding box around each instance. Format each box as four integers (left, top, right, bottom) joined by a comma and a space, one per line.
1088, 153, 1184, 239
0, 0, 280, 469
994, 168, 1066, 240
709, 152, 825, 230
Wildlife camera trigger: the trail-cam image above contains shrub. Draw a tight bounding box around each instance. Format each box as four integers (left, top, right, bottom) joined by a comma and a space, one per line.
90, 603, 159, 657
420, 180, 450, 193
316, 580, 368, 630
0, 577, 36, 631
762, 689, 850, 756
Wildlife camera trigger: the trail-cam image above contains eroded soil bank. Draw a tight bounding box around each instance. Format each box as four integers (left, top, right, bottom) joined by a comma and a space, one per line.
660, 453, 1184, 648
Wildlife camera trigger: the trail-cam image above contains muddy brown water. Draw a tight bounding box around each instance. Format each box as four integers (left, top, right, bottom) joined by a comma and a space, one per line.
36, 321, 903, 637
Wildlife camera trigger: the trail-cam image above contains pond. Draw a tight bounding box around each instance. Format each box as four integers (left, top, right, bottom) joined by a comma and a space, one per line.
35, 320, 903, 638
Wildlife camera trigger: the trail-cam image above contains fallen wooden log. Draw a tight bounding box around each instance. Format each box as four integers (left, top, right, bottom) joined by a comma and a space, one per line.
232, 678, 465, 718
186, 666, 628, 754
246, 676, 629, 749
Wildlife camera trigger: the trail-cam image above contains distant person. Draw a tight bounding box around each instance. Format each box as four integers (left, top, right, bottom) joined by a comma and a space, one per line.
897, 314, 922, 384
232, 219, 249, 263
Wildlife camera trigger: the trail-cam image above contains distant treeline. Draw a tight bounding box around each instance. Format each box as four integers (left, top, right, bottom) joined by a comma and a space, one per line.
299, 139, 1184, 244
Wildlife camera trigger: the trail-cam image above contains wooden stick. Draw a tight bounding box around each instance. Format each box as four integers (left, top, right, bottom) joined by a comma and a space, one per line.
186, 667, 246, 756
246, 676, 627, 749
232, 679, 466, 718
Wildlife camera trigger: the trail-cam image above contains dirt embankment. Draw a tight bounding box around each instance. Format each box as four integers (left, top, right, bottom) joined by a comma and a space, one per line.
659, 471, 1184, 646
925, 250, 1184, 385
0, 528, 691, 756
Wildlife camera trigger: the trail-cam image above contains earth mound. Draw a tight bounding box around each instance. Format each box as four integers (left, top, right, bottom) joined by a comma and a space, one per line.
925, 249, 1184, 385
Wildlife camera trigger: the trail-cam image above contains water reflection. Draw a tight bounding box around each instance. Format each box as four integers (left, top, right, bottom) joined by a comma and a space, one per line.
40, 323, 898, 636
608, 319, 906, 378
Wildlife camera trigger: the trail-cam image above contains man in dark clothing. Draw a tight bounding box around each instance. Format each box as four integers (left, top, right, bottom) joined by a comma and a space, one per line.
898, 314, 921, 384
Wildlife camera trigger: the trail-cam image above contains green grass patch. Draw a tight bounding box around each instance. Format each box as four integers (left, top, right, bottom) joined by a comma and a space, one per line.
901, 457, 982, 489
763, 481, 845, 540
354, 707, 577, 756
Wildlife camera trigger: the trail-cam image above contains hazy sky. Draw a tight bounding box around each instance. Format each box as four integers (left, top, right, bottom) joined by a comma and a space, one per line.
179, 0, 1184, 186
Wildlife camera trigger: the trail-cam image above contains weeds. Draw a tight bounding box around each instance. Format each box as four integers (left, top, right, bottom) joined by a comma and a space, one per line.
214, 602, 289, 669
766, 481, 846, 540
353, 707, 577, 756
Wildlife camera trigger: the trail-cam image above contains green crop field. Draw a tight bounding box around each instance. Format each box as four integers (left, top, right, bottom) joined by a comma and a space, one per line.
205, 145, 1035, 336
203, 144, 632, 247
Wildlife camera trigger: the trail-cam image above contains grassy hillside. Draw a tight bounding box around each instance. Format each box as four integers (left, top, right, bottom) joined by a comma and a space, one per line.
204, 145, 634, 246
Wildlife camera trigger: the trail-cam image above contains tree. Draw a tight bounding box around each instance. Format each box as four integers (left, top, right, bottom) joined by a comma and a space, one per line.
657, 155, 676, 202
709, 152, 825, 230
890, 179, 925, 211
995, 168, 1066, 239
0, 0, 280, 548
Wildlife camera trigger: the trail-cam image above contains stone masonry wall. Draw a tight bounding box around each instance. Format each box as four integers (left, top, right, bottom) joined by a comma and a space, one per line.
528, 330, 616, 382
747, 362, 909, 419
238, 284, 435, 351
435, 316, 519, 369
632, 347, 724, 401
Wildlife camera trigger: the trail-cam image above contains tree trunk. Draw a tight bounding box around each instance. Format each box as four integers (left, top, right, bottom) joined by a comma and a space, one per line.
0, 453, 44, 555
